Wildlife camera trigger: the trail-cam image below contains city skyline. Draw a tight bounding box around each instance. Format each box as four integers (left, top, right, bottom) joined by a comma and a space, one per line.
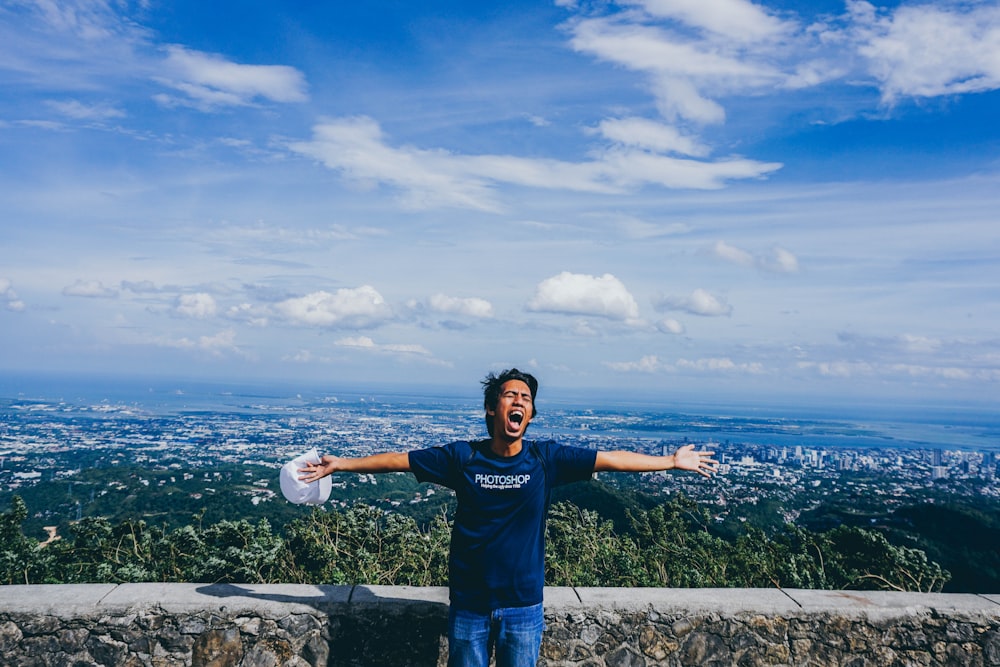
1, 1, 999, 409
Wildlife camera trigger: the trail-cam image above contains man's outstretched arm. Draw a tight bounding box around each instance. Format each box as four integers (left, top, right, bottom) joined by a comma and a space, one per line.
299, 452, 411, 483
594, 444, 718, 478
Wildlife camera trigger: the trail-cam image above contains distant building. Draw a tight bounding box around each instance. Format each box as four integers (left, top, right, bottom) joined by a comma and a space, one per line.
931, 466, 949, 480
982, 452, 996, 479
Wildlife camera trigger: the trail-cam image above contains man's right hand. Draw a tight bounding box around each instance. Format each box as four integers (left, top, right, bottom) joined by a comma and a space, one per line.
298, 455, 339, 482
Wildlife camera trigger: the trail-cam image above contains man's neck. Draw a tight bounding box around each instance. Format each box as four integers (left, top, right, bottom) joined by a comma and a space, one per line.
490, 436, 523, 458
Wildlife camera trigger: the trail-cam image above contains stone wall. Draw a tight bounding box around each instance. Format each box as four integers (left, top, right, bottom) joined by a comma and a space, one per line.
1, 584, 998, 666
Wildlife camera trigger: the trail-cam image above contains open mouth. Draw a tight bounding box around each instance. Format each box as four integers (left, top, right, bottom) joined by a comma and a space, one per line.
510, 411, 524, 425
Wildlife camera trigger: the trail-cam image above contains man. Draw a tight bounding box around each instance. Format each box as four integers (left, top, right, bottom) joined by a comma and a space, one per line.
299, 368, 718, 666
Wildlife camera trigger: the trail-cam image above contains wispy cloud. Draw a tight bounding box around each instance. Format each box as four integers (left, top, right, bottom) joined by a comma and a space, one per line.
288, 116, 781, 211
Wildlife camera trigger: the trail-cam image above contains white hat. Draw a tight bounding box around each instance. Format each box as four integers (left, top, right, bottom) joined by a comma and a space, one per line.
279, 448, 332, 505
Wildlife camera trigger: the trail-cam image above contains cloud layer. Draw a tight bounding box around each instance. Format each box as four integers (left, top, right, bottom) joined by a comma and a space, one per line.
1, 0, 998, 406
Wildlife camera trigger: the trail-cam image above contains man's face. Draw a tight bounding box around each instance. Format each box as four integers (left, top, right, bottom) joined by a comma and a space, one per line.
488, 379, 534, 441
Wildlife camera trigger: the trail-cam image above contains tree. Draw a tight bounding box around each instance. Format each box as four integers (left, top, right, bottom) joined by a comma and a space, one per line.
545, 502, 644, 587
627, 495, 733, 587
283, 505, 450, 586
0, 497, 50, 584
822, 525, 949, 593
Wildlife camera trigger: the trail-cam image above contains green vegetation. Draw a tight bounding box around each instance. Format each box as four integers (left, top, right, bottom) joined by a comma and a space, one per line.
798, 498, 1000, 593
5, 462, 995, 592
1, 491, 951, 592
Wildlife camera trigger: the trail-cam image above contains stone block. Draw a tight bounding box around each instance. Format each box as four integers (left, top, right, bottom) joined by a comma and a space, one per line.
0, 584, 117, 615
191, 627, 243, 667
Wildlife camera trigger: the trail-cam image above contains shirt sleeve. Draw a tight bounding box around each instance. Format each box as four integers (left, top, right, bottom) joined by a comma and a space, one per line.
408, 442, 458, 487
546, 442, 597, 487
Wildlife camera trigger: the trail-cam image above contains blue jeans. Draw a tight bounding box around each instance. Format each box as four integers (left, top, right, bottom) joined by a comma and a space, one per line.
447, 603, 545, 667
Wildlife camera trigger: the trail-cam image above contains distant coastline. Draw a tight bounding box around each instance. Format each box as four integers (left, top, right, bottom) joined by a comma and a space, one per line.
2, 371, 997, 453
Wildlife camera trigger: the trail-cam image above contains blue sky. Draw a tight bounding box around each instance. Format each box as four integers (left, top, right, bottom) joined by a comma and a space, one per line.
1, 0, 998, 408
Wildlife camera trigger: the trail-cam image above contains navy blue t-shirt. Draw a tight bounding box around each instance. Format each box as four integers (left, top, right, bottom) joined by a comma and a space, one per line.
408, 439, 596, 612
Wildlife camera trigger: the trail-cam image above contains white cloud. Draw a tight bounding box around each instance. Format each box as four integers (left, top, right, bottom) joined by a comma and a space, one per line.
155, 45, 308, 109
275, 286, 392, 328
62, 279, 118, 298
527, 272, 640, 321
289, 117, 782, 211
710, 241, 799, 273
653, 288, 731, 316
426, 294, 495, 318
851, 1, 1000, 102
175, 293, 217, 319
1, 278, 25, 312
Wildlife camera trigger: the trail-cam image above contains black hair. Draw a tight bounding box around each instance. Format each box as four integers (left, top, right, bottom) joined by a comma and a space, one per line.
481, 368, 539, 437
